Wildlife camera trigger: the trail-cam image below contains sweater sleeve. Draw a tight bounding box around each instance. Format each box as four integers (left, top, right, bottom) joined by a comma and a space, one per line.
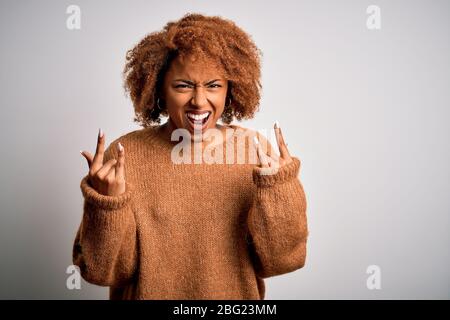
72, 144, 138, 287
247, 157, 309, 278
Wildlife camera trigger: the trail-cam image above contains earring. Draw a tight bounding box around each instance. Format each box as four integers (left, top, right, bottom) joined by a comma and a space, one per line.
225, 96, 232, 107
156, 98, 163, 110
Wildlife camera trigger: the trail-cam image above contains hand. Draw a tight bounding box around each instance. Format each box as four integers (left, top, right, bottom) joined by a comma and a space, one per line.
80, 129, 126, 196
254, 121, 293, 171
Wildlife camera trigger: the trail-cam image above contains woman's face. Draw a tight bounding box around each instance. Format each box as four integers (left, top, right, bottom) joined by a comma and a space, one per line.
161, 54, 228, 139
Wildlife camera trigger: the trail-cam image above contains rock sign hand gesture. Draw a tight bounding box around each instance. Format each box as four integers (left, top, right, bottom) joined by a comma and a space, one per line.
80, 129, 126, 196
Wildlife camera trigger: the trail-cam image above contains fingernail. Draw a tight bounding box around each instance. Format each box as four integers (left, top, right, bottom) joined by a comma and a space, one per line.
274, 121, 280, 129
117, 142, 124, 152
99, 128, 103, 138
79, 150, 84, 156
253, 136, 259, 145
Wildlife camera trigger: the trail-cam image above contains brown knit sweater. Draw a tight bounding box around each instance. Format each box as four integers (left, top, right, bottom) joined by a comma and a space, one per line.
72, 124, 308, 300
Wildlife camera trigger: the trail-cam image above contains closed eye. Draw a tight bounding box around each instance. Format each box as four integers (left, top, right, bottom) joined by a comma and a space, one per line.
175, 84, 222, 88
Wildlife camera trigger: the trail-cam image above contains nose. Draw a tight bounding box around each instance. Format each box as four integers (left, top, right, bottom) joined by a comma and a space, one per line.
191, 87, 209, 108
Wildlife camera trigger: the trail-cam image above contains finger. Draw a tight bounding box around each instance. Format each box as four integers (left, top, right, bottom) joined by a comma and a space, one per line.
269, 157, 281, 169
105, 164, 116, 182
267, 154, 281, 167
266, 146, 280, 164
92, 128, 105, 172
257, 146, 270, 168
80, 150, 93, 169
115, 142, 125, 180
96, 159, 117, 180
274, 121, 291, 160
253, 136, 269, 168
256, 132, 279, 163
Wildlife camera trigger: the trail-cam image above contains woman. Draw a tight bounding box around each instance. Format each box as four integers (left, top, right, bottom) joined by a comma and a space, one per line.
74, 13, 308, 300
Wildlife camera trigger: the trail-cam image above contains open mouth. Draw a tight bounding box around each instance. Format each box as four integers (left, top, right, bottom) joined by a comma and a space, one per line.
185, 111, 212, 131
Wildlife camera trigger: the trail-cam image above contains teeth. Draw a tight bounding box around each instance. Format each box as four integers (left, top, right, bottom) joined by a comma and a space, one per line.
187, 112, 209, 121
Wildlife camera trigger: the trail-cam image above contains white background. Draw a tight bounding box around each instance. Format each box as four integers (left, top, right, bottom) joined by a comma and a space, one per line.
0, 0, 448, 299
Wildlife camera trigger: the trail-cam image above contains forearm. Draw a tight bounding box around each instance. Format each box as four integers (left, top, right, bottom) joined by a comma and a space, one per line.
247, 157, 309, 278
72, 175, 137, 286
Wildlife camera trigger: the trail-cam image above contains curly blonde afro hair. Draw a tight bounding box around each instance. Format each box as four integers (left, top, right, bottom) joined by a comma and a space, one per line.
123, 13, 263, 127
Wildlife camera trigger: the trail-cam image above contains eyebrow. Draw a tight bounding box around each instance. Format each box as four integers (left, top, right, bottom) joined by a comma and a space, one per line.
173, 79, 222, 85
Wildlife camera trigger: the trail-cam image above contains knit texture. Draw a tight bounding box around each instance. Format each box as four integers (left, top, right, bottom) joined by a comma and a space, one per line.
72, 124, 309, 300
